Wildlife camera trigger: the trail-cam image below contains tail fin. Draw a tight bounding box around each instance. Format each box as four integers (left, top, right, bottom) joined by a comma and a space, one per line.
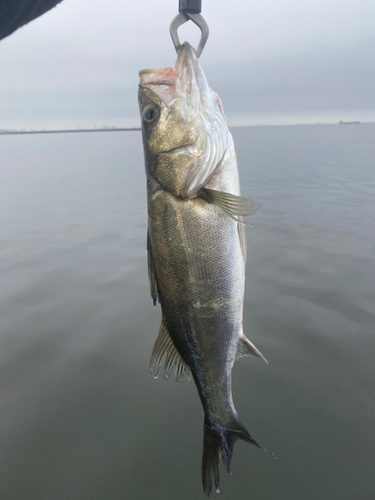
202, 418, 262, 496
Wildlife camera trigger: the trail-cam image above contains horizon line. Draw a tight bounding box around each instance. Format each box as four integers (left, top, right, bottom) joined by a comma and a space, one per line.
1, 122, 374, 136
0, 127, 141, 135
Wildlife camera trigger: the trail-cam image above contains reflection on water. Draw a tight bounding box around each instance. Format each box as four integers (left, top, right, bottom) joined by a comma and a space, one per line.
0, 126, 374, 499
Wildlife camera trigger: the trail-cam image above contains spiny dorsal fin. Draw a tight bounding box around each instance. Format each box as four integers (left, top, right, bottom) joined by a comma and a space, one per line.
147, 230, 159, 306
150, 317, 191, 382
237, 335, 268, 364
201, 188, 260, 224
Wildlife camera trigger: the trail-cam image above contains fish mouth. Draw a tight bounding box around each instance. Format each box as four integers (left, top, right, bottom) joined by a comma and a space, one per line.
139, 44, 200, 107
162, 144, 202, 157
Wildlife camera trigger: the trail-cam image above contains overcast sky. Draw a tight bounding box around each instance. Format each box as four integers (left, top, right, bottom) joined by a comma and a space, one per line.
0, 0, 374, 129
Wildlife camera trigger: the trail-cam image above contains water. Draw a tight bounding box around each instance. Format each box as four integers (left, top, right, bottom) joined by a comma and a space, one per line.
1, 125, 374, 499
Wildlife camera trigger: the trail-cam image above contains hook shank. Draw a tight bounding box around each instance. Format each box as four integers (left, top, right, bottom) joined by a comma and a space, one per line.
169, 11, 209, 58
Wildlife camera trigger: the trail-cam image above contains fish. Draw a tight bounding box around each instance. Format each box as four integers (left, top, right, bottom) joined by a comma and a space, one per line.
138, 42, 267, 496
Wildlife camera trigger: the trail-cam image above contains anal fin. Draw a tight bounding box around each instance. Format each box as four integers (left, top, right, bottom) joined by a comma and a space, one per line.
150, 317, 191, 382
237, 335, 268, 364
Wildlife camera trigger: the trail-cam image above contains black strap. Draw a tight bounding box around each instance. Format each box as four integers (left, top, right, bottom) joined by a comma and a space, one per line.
179, 0, 202, 14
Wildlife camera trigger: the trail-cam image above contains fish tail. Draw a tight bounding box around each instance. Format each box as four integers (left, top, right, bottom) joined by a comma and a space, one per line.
202, 416, 263, 496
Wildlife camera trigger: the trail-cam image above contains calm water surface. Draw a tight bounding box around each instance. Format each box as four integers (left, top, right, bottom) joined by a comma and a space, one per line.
1, 125, 374, 499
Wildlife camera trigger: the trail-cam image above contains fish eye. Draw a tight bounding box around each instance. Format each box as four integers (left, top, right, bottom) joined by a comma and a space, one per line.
143, 105, 159, 123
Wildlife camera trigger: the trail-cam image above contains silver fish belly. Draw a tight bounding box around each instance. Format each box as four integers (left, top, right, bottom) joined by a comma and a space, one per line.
138, 42, 266, 496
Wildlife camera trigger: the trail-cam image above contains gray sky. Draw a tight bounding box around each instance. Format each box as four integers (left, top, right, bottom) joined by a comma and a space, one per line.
0, 0, 374, 129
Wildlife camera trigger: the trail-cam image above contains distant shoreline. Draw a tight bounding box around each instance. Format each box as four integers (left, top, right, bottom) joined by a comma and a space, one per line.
1, 123, 374, 135
0, 128, 141, 135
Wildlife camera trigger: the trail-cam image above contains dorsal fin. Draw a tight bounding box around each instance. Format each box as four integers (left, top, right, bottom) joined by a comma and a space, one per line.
147, 230, 159, 306
237, 335, 268, 364
150, 317, 191, 382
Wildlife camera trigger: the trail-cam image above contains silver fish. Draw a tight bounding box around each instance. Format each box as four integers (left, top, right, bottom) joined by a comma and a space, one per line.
138, 43, 267, 496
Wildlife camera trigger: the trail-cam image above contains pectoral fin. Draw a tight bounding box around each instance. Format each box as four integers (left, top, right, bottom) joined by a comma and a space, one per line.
150, 317, 191, 382
201, 188, 260, 224
147, 230, 159, 306
237, 335, 268, 364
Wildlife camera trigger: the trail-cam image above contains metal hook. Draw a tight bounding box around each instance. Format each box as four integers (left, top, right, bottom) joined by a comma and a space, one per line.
169, 11, 209, 58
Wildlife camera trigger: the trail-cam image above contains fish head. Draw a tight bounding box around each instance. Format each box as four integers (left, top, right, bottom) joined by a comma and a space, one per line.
138, 43, 228, 198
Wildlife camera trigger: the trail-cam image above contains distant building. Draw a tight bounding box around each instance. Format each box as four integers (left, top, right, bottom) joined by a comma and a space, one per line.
339, 121, 360, 125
